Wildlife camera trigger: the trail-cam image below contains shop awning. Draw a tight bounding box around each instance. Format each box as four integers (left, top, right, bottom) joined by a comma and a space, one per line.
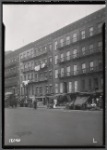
74, 96, 89, 106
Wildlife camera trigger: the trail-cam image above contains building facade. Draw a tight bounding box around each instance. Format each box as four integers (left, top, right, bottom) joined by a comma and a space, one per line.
5, 8, 105, 99
52, 8, 104, 94
5, 51, 19, 94
19, 37, 54, 100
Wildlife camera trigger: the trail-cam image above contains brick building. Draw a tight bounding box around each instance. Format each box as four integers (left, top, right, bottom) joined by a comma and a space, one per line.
19, 37, 54, 101
5, 51, 19, 94
5, 8, 105, 99
52, 8, 105, 94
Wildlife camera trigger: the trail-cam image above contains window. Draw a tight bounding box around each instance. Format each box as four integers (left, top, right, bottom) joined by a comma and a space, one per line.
27, 51, 30, 57
49, 44, 52, 51
89, 79, 92, 91
82, 63, 86, 73
44, 72, 47, 79
25, 52, 27, 58
36, 87, 39, 95
29, 62, 31, 68
31, 49, 34, 55
44, 58, 47, 64
36, 49, 39, 56
60, 39, 64, 47
67, 66, 70, 76
60, 83, 63, 93
94, 78, 99, 91
55, 70, 58, 78
98, 59, 102, 67
49, 85, 53, 94
73, 49, 78, 58
66, 36, 70, 45
82, 47, 86, 55
61, 53, 64, 62
66, 51, 70, 60
98, 23, 102, 33
27, 73, 30, 80
49, 57, 52, 64
61, 68, 64, 77
46, 86, 49, 94
90, 61, 94, 71
101, 77, 103, 89
25, 63, 27, 69
32, 85, 35, 95
49, 71, 52, 78
98, 41, 102, 51
55, 83, 58, 93
54, 41, 58, 50
26, 74, 28, 80
24, 75, 26, 81
39, 49, 42, 55
55, 55, 58, 64
74, 81, 78, 92
74, 65, 78, 75
89, 27, 94, 36
44, 46, 47, 51
81, 30, 85, 39
82, 79, 85, 91
73, 33, 77, 42
89, 44, 94, 53
35, 74, 38, 81
68, 82, 72, 93
39, 87, 43, 94
20, 54, 23, 59
31, 61, 34, 69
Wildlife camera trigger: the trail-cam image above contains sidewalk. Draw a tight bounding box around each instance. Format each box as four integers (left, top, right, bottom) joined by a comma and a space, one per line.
37, 105, 65, 109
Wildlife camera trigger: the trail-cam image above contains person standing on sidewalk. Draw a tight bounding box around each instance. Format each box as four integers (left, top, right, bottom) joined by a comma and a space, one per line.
34, 95, 37, 109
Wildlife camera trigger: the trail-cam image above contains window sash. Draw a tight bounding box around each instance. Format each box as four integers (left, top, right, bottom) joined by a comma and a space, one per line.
55, 70, 58, 78
74, 81, 78, 92
60, 83, 63, 93
66, 36, 70, 45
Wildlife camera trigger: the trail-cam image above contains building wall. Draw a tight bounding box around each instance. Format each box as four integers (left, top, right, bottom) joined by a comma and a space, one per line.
52, 8, 104, 94
5, 52, 19, 94
19, 38, 54, 97
5, 8, 105, 97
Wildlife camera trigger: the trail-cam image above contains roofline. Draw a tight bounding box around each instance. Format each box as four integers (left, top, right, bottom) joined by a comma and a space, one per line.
6, 7, 105, 56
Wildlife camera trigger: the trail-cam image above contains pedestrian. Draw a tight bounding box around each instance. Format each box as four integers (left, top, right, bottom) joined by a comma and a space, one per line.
53, 97, 57, 108
24, 96, 28, 107
34, 96, 37, 109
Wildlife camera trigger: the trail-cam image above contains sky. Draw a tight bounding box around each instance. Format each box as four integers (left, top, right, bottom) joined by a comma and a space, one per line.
3, 4, 105, 51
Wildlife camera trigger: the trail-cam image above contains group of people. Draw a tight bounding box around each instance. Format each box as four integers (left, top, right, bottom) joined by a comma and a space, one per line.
20, 95, 38, 109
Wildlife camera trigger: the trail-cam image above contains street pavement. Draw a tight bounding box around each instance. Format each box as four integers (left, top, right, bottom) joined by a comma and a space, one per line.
4, 107, 103, 146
